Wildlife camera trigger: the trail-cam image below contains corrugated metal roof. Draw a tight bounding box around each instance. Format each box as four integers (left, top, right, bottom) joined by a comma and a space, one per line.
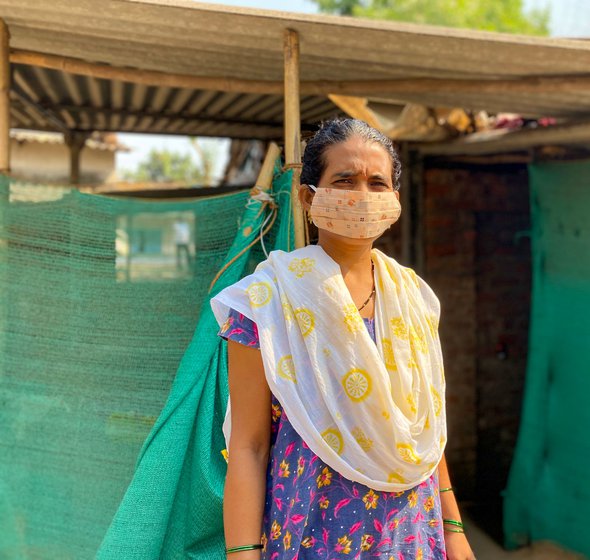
9, 63, 343, 138
2, 0, 590, 138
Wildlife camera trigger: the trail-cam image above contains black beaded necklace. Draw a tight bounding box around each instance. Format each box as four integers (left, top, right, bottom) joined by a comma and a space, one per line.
356, 262, 375, 312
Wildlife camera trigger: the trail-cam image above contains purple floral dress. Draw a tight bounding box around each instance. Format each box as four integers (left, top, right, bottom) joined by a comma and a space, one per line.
219, 309, 446, 560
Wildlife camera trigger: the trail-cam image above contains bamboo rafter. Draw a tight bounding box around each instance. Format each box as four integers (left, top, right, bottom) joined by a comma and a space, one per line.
10, 49, 590, 97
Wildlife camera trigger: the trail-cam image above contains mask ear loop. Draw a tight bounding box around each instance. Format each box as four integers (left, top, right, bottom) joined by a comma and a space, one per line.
304, 185, 317, 244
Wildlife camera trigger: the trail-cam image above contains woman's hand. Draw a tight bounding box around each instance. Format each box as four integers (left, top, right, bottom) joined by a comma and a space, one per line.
444, 530, 476, 560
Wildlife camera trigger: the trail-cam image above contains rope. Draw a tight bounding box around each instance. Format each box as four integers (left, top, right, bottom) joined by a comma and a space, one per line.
281, 162, 303, 172
208, 198, 278, 294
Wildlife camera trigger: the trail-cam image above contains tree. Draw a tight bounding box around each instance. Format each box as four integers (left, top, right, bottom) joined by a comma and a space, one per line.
311, 0, 550, 35
189, 137, 216, 186
124, 148, 206, 184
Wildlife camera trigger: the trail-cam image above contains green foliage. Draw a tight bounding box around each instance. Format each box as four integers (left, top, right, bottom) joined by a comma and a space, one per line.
189, 137, 216, 186
314, 0, 359, 15
312, 0, 550, 35
124, 148, 206, 183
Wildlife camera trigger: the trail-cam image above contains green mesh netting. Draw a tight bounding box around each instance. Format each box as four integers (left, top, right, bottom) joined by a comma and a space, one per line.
0, 167, 294, 559
504, 161, 590, 558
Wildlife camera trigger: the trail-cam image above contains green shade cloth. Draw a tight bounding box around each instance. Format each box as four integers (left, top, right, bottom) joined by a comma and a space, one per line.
504, 161, 590, 558
0, 167, 294, 559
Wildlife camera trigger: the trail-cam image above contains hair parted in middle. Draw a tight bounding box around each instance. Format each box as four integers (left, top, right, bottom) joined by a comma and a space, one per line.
300, 118, 402, 191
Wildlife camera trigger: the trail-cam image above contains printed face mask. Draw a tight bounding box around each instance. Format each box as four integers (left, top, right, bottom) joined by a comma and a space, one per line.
308, 185, 401, 239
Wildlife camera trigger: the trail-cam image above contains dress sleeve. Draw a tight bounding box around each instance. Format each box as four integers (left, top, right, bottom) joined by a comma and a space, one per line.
218, 307, 260, 349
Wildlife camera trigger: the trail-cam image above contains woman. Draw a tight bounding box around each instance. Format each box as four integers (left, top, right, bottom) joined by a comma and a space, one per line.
211, 119, 475, 560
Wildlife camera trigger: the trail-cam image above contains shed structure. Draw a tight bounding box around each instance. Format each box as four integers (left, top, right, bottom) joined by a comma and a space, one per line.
2, 0, 590, 140
1, 2, 590, 559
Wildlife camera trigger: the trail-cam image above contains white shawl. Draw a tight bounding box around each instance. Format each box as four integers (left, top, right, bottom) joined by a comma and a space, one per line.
211, 244, 446, 491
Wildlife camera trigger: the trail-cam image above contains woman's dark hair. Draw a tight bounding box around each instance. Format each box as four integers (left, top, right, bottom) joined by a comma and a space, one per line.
300, 118, 402, 191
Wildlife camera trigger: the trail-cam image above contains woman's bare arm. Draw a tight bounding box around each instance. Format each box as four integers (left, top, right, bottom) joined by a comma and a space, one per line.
223, 339, 271, 559
438, 453, 476, 560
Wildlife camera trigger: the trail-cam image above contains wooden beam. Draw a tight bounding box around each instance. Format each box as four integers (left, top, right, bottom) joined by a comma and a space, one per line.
11, 49, 590, 97
284, 29, 305, 250
0, 20, 10, 174
11, 49, 284, 95
322, 75, 590, 96
417, 120, 590, 156
429, 153, 533, 165
328, 94, 384, 132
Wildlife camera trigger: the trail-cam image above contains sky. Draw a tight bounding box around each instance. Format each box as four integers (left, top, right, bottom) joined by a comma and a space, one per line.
116, 0, 590, 180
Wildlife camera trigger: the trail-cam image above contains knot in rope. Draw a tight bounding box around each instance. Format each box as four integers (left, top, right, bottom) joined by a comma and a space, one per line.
247, 188, 277, 209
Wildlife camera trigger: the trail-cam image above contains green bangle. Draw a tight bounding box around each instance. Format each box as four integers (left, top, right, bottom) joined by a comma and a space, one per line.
444, 527, 465, 534
226, 544, 263, 554
439, 486, 454, 493
443, 519, 464, 529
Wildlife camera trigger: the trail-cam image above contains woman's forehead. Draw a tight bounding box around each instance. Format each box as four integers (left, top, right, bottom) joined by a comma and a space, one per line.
322, 137, 391, 175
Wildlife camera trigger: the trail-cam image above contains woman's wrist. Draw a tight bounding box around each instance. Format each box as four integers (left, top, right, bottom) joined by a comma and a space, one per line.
225, 551, 261, 560
226, 544, 263, 554
443, 518, 465, 533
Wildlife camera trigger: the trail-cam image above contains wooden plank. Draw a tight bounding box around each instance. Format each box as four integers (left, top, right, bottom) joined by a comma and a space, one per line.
328, 94, 384, 131
12, 49, 590, 99
5, 0, 590, 77
417, 120, 590, 156
284, 28, 305, 250
11, 49, 285, 94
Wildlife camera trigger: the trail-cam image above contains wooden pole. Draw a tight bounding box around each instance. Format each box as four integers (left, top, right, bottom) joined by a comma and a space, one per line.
284, 29, 305, 250
0, 20, 10, 174
256, 141, 281, 193
66, 132, 88, 186
11, 49, 590, 97
0, 20, 9, 372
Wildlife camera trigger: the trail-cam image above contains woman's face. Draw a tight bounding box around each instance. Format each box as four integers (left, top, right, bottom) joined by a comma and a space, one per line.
299, 136, 400, 244
318, 135, 395, 193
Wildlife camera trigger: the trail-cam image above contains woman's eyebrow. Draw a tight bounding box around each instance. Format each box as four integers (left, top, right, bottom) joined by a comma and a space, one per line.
331, 171, 356, 179
330, 171, 390, 183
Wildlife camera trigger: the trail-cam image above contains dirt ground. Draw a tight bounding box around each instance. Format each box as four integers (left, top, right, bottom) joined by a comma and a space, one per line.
465, 515, 586, 560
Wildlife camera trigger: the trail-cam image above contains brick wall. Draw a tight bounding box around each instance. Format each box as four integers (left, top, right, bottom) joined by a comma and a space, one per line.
421, 162, 531, 522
